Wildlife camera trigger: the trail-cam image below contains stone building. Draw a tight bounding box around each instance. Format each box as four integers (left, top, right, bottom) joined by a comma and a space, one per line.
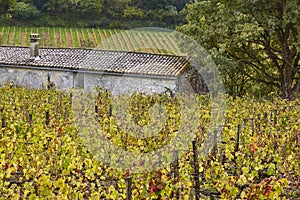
0, 34, 193, 95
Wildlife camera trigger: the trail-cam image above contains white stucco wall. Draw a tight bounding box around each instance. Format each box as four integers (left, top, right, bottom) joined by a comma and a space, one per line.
83, 73, 177, 95
0, 66, 178, 95
0, 67, 73, 90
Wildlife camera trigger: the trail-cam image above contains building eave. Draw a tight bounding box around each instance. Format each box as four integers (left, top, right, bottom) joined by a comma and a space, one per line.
0, 63, 178, 80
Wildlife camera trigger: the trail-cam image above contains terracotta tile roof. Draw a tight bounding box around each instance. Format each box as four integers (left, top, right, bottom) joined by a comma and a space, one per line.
0, 46, 189, 77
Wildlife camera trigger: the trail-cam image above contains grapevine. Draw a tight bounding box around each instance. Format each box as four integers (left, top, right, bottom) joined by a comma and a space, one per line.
0, 85, 298, 199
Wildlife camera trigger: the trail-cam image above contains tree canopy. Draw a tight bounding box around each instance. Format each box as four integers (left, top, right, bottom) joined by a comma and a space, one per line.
178, 0, 300, 98
0, 0, 16, 12
0, 0, 189, 28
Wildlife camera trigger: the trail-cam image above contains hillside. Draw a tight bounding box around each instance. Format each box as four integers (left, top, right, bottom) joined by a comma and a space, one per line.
0, 26, 183, 55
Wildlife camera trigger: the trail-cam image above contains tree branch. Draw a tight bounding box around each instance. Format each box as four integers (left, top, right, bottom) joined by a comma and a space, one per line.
253, 33, 283, 71
292, 76, 300, 92
226, 50, 280, 83
259, 32, 282, 54
241, 68, 279, 87
292, 53, 300, 79
240, 44, 281, 81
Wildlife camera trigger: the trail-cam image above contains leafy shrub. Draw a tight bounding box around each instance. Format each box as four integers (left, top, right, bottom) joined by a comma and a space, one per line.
108, 20, 127, 29
11, 2, 40, 21
122, 6, 145, 19
99, 17, 111, 28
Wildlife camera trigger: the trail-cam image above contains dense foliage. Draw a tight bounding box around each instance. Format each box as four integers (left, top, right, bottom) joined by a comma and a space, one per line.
178, 0, 300, 99
0, 0, 189, 28
0, 85, 299, 199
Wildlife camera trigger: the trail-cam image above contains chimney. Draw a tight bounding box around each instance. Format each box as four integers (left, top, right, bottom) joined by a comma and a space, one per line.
30, 33, 40, 60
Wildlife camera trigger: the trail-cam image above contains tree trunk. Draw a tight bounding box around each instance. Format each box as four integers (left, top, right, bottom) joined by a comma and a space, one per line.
279, 61, 294, 99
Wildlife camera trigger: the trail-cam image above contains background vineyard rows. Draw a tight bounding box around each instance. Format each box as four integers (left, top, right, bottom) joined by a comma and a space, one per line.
0, 85, 299, 199
0, 26, 182, 55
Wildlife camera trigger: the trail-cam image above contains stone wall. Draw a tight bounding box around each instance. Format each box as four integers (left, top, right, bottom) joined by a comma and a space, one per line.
84, 73, 177, 95
0, 67, 73, 90
0, 66, 178, 95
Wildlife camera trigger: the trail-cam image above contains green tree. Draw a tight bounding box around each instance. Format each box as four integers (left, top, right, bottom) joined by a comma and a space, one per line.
43, 0, 103, 17
11, 2, 40, 21
0, 0, 16, 12
43, 0, 71, 13
32, 0, 49, 10
103, 0, 132, 18
76, 0, 104, 17
122, 5, 144, 19
171, 0, 190, 11
178, 0, 300, 98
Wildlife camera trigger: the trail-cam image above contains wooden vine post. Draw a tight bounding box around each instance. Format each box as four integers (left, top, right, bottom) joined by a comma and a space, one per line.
109, 104, 112, 117
273, 110, 277, 126
234, 124, 241, 161
173, 150, 179, 200
250, 118, 255, 135
192, 140, 200, 200
212, 130, 218, 158
126, 177, 132, 200
1, 116, 5, 128
28, 113, 33, 127
257, 114, 261, 132
69, 92, 73, 106
95, 104, 99, 121
45, 111, 50, 126
242, 119, 247, 149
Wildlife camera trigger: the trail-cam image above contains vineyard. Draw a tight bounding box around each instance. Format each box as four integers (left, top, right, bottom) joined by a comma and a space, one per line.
0, 26, 182, 55
0, 84, 299, 199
